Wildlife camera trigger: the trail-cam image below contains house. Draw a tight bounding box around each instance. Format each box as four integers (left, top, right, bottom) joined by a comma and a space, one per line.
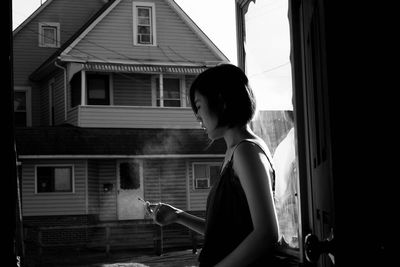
13, 0, 229, 253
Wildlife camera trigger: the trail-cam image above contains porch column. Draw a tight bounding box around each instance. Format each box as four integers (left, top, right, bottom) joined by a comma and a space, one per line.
81, 70, 86, 105
159, 73, 163, 107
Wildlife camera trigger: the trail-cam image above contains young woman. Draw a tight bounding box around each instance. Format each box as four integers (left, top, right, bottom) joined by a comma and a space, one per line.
147, 64, 292, 266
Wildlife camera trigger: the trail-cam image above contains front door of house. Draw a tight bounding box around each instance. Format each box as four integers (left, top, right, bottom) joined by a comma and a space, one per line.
117, 159, 145, 220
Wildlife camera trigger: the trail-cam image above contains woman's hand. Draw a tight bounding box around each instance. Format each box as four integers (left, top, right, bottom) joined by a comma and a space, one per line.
146, 202, 183, 226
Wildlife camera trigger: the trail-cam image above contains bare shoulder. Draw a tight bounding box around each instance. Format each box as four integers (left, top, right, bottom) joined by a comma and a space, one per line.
232, 139, 272, 174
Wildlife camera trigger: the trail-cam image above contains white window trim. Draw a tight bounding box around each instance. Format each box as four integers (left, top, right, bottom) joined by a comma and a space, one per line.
34, 164, 75, 194
14, 86, 32, 127
38, 22, 60, 48
132, 2, 157, 46
151, 74, 185, 108
192, 162, 221, 190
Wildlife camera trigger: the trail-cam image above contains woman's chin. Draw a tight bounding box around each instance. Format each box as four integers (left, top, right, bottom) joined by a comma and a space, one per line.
206, 130, 222, 141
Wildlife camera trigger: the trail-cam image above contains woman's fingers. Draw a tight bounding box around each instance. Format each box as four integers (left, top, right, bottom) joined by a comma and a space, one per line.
146, 202, 160, 214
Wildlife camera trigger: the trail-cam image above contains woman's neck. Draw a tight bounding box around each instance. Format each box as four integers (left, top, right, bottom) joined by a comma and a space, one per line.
223, 124, 255, 149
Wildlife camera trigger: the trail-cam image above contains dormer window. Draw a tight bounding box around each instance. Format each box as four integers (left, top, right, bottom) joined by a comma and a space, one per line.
133, 2, 156, 46
38, 22, 60, 48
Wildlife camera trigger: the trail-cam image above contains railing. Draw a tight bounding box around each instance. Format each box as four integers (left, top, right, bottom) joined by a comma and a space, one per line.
26, 220, 202, 257
75, 105, 200, 129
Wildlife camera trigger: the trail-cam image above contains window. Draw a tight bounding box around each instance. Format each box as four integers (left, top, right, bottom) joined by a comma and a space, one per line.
38, 22, 60, 48
87, 74, 110, 105
156, 78, 181, 107
119, 162, 141, 190
133, 2, 156, 45
36, 166, 73, 193
70, 73, 81, 108
193, 163, 220, 189
14, 87, 31, 127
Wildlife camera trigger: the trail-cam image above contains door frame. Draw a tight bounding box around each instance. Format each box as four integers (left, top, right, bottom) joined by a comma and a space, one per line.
236, 0, 333, 265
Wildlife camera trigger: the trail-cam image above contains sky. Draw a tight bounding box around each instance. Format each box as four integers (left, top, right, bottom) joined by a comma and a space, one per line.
12, 0, 292, 110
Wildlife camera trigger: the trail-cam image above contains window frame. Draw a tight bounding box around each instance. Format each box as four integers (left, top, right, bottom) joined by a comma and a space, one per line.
38, 22, 60, 48
151, 74, 186, 108
132, 2, 157, 46
35, 164, 75, 194
192, 162, 221, 190
86, 73, 112, 106
14, 86, 32, 127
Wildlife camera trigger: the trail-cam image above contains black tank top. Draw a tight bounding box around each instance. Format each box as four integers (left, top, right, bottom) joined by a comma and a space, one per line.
198, 139, 278, 266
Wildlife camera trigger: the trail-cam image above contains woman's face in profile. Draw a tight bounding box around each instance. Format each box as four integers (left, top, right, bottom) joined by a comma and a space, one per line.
194, 91, 221, 140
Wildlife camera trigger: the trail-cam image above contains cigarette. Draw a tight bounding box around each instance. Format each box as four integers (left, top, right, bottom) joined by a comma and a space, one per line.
138, 197, 157, 214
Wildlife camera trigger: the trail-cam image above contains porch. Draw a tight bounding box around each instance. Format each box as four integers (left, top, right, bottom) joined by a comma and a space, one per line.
64, 63, 203, 129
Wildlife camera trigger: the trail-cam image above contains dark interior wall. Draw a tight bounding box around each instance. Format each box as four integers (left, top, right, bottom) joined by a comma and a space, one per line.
323, 2, 395, 266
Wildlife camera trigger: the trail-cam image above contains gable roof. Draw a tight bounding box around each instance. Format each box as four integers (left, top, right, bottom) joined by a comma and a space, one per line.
15, 126, 226, 158
30, 0, 228, 80
61, 0, 228, 62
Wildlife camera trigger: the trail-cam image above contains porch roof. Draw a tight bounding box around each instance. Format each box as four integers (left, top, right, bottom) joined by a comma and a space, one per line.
15, 126, 226, 157
83, 62, 207, 75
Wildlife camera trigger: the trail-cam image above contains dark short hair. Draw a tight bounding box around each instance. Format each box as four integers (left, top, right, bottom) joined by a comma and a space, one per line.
189, 64, 256, 128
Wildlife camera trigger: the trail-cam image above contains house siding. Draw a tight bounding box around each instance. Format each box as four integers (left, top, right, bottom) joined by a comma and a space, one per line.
29, 84, 41, 127
187, 158, 223, 211
87, 160, 100, 214
113, 73, 152, 106
98, 160, 118, 221
78, 106, 199, 128
144, 159, 187, 210
21, 159, 87, 216
40, 81, 50, 126
53, 70, 66, 125
68, 0, 221, 63
66, 106, 79, 125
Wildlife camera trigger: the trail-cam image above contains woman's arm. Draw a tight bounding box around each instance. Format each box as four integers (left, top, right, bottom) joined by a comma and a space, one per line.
148, 203, 206, 235
215, 142, 279, 267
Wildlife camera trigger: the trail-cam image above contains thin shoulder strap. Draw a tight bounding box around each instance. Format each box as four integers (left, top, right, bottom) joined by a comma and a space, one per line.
230, 139, 275, 174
